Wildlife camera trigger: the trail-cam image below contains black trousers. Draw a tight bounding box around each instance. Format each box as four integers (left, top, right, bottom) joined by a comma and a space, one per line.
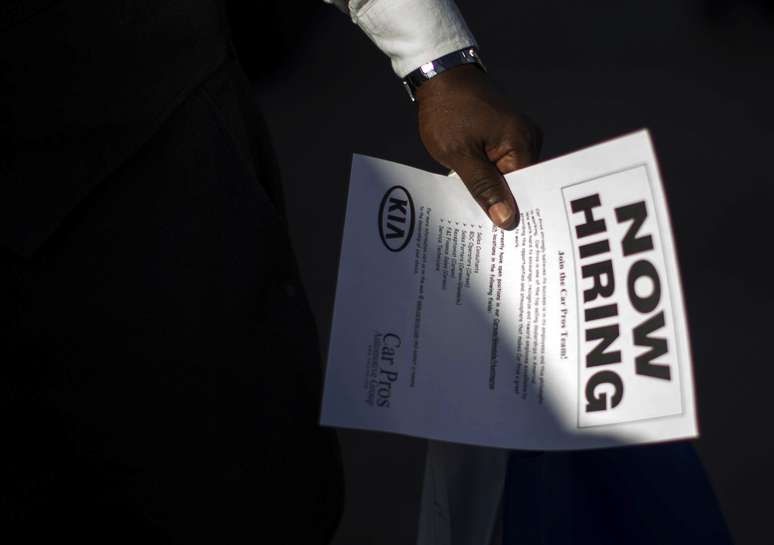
1, 58, 343, 544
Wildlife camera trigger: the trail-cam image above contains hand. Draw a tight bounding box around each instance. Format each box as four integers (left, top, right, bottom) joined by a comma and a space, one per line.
416, 64, 542, 230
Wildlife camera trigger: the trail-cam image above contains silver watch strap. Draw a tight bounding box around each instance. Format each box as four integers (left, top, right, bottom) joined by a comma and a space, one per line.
402, 46, 486, 102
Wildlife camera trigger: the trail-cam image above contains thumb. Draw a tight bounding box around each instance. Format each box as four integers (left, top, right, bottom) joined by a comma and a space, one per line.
451, 154, 519, 230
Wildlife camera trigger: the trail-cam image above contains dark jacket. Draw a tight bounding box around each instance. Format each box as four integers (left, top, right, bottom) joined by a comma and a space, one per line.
1, 0, 230, 255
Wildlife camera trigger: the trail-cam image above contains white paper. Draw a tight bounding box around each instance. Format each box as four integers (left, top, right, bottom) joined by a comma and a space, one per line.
321, 130, 698, 450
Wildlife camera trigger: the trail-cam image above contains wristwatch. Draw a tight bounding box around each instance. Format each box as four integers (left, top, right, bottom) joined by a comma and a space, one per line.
402, 46, 486, 102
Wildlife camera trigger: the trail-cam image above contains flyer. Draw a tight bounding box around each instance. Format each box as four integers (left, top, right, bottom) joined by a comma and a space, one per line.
321, 130, 698, 450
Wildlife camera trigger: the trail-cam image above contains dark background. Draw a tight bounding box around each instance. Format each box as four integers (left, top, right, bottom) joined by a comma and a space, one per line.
236, 1, 773, 543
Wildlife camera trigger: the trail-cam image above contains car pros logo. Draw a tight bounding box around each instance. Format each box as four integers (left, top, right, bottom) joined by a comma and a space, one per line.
378, 185, 415, 252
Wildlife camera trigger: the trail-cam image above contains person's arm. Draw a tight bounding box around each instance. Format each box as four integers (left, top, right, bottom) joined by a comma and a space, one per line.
325, 0, 541, 230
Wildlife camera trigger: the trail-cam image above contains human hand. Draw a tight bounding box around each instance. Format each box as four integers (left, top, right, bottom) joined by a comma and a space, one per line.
416, 64, 542, 230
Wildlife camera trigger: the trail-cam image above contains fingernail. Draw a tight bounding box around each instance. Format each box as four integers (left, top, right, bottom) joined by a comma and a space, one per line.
488, 202, 514, 228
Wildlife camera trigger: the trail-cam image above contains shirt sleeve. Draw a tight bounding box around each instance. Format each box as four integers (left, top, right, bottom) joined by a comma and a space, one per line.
323, 0, 477, 78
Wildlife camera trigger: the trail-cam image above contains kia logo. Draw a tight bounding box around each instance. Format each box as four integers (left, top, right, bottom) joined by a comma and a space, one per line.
378, 185, 415, 252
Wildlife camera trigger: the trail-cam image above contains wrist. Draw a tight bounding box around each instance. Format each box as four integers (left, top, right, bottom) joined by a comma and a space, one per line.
414, 63, 490, 104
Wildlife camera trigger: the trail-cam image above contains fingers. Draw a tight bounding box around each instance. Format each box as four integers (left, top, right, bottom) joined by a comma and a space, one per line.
491, 119, 542, 175
451, 154, 520, 230
494, 150, 523, 174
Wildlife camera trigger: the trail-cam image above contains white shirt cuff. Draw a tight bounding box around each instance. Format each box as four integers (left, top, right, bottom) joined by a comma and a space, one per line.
347, 0, 477, 78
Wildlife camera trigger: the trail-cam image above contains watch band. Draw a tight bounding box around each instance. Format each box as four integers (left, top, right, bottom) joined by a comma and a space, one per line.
402, 46, 486, 102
